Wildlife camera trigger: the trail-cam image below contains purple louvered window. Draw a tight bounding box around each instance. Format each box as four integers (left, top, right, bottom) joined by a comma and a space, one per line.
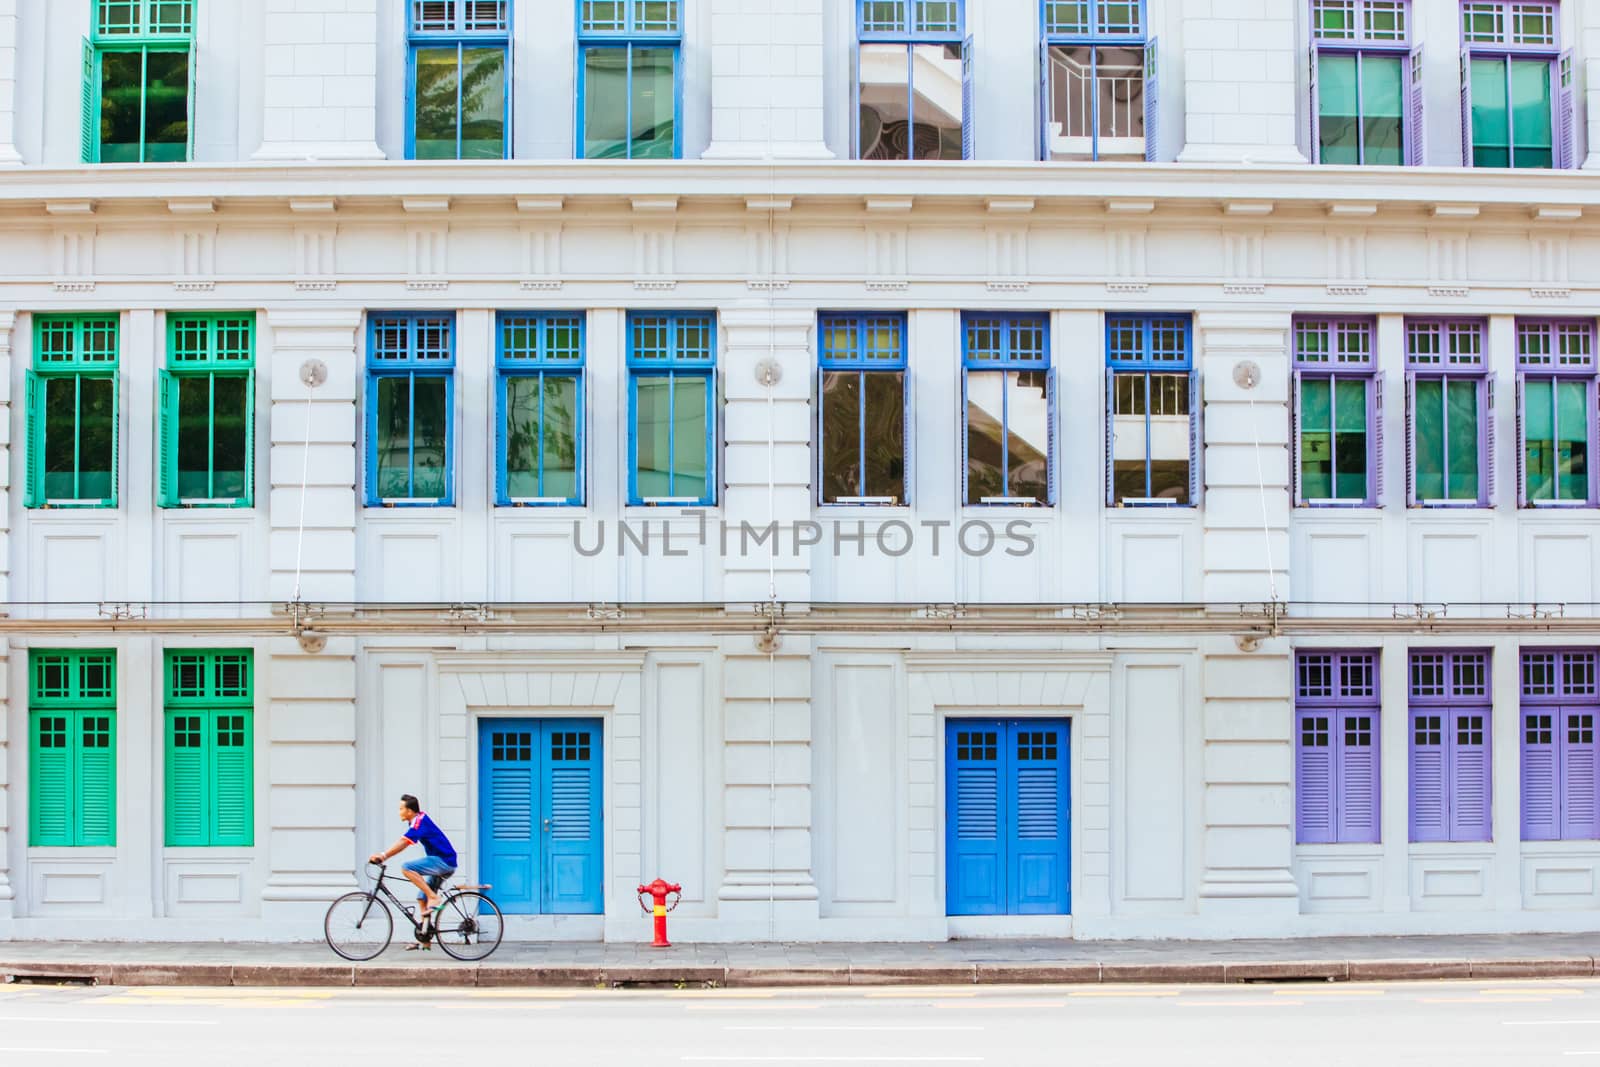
1292, 317, 1379, 507
1308, 1, 1415, 166
1405, 319, 1491, 507
1408, 650, 1492, 842
1521, 649, 1600, 840
1515, 319, 1597, 508
1297, 650, 1381, 844
1458, 1, 1575, 170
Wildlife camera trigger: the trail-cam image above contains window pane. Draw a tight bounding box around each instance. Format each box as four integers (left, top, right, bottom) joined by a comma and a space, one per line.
143, 49, 189, 162
1301, 378, 1334, 498
504, 375, 540, 498
1414, 378, 1445, 500
176, 376, 210, 499
1095, 47, 1145, 161
1006, 370, 1049, 500
539, 375, 579, 500
670, 374, 708, 500
630, 47, 676, 159
863, 370, 906, 501
582, 47, 630, 158
1148, 373, 1191, 503
1333, 377, 1368, 499
634, 376, 672, 497
78, 376, 115, 501
966, 371, 1005, 503
859, 44, 909, 160
1524, 377, 1554, 500
210, 375, 248, 500
821, 371, 862, 502
1361, 54, 1404, 166
411, 376, 449, 499
1446, 379, 1480, 499
1470, 57, 1510, 168
43, 377, 77, 500
375, 376, 413, 498
910, 44, 963, 160
460, 47, 507, 159
1045, 45, 1092, 160
98, 50, 144, 163
1511, 57, 1553, 169
1558, 378, 1588, 501
413, 46, 462, 159
1318, 53, 1360, 164
1112, 372, 1148, 501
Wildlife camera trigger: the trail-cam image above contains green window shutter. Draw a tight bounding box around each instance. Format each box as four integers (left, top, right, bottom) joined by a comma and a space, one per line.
109, 370, 122, 508
164, 712, 208, 846
211, 712, 253, 846
238, 367, 255, 508
24, 370, 43, 508
29, 714, 73, 846
157, 368, 178, 507
81, 39, 97, 164
185, 40, 196, 162
75, 711, 116, 846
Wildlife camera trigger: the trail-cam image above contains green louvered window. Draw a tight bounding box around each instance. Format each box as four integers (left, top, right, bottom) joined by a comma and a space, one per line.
26, 315, 120, 509
163, 649, 253, 847
29, 650, 117, 847
83, 0, 194, 164
159, 313, 255, 508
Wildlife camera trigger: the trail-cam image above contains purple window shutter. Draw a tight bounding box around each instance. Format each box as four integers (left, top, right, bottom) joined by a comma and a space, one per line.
1104, 367, 1116, 506
1143, 38, 1159, 162
1522, 711, 1560, 841
1515, 375, 1526, 507
1484, 377, 1496, 506
1451, 708, 1493, 843
1562, 711, 1599, 840
1372, 372, 1385, 505
1188, 367, 1201, 506
1410, 710, 1448, 843
1459, 47, 1474, 168
1404, 372, 1417, 506
1291, 369, 1303, 505
1405, 44, 1425, 167
1555, 51, 1575, 170
1339, 708, 1380, 844
1296, 713, 1336, 844
1309, 48, 1320, 165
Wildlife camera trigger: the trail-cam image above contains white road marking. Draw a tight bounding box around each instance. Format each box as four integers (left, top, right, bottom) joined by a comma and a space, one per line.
1508, 1020, 1600, 1026
0, 1047, 108, 1056
682, 1058, 982, 1063
722, 1025, 984, 1032
0, 1016, 219, 1025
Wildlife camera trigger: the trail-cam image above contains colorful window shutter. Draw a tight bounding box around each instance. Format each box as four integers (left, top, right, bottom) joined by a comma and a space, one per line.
961, 34, 974, 160
1522, 708, 1560, 840
1405, 43, 1425, 166
1562, 708, 1599, 840
80, 38, 95, 163
1296, 709, 1337, 843
1144, 38, 1159, 162
1373, 372, 1386, 502
1451, 708, 1493, 842
163, 650, 254, 847
165, 713, 208, 845
1296, 650, 1380, 844
1459, 46, 1473, 168
1338, 707, 1380, 842
28, 650, 117, 847
29, 713, 74, 846
76, 712, 116, 846
1410, 709, 1447, 841
212, 712, 254, 846
1409, 651, 1492, 843
23, 370, 42, 508
1555, 50, 1575, 169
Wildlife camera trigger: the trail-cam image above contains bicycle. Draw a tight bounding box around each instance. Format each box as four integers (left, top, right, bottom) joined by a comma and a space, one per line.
324, 861, 504, 962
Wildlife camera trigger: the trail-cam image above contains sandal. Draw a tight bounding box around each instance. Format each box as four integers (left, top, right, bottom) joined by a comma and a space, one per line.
405, 941, 431, 951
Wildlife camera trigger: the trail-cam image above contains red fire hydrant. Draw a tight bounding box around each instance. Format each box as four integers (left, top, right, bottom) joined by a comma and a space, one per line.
637, 878, 682, 947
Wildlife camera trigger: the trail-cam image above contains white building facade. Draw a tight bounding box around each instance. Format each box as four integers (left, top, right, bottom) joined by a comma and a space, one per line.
2, 0, 1600, 942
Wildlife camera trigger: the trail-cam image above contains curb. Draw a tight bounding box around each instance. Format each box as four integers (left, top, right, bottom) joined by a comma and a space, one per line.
4, 956, 1599, 989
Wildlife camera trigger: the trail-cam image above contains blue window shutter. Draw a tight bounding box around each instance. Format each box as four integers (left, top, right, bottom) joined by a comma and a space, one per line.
1308, 47, 1320, 165
443, 371, 456, 506
1104, 368, 1116, 506
902, 367, 914, 506
480, 719, 538, 913
1562, 711, 1599, 841
542, 719, 604, 914
961, 34, 974, 160
24, 370, 42, 508
1405, 44, 1425, 167
81, 39, 96, 164
1372, 372, 1384, 504
494, 372, 508, 505
1187, 368, 1201, 506
960, 369, 970, 506
1450, 708, 1492, 843
1459, 47, 1474, 168
1038, 38, 1050, 161
1522, 711, 1560, 841
1143, 38, 1159, 162
1555, 50, 1575, 170
364, 369, 379, 506
1045, 365, 1058, 505
1410, 710, 1447, 843
1291, 370, 1303, 506
1484, 376, 1496, 506
1007, 721, 1070, 915
946, 720, 1004, 915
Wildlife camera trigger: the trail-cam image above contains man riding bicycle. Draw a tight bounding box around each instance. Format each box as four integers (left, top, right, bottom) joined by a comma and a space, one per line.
368, 794, 457, 927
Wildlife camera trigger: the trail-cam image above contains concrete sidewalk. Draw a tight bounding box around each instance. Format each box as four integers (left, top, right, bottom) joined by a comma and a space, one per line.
4, 932, 1600, 988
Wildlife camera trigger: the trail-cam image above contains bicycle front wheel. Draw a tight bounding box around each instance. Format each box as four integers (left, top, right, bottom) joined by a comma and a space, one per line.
324, 892, 394, 961
433, 891, 504, 961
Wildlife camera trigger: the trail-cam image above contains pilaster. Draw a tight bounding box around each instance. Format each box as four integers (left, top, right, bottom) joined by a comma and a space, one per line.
701, 0, 833, 159
254, 0, 385, 161
0, 0, 21, 165
0, 311, 11, 920
1177, 0, 1307, 164
1583, 0, 1600, 169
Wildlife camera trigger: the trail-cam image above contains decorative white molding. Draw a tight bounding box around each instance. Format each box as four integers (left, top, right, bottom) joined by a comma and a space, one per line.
1531, 287, 1572, 300
405, 279, 449, 292
520, 279, 563, 291
1105, 199, 1155, 214
1106, 281, 1149, 294
634, 279, 678, 291
986, 280, 1030, 292
1326, 284, 1369, 297
1428, 285, 1471, 298
293, 280, 338, 292
173, 280, 215, 292
1223, 282, 1266, 295
52, 281, 96, 293
747, 279, 790, 291
865, 279, 909, 292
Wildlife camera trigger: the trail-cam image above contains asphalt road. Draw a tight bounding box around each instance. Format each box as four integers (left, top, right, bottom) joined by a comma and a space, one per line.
4, 977, 1600, 1065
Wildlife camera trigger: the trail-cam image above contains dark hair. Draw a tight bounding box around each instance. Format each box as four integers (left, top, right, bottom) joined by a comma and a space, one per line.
400, 794, 420, 814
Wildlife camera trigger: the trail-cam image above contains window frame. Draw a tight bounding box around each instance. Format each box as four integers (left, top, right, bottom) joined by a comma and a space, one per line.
1295, 649, 1382, 845
85, 0, 194, 164
961, 311, 1054, 507
365, 312, 457, 508
1515, 317, 1596, 508
1459, 0, 1572, 169
163, 648, 254, 848
1407, 649, 1493, 843
496, 311, 586, 507
1309, 2, 1417, 167
1404, 317, 1492, 508
405, 0, 513, 161
576, 0, 684, 160
27, 314, 121, 510
1520, 647, 1600, 841
28, 648, 118, 848
159, 312, 256, 510
1040, 0, 1154, 162
818, 311, 911, 507
1292, 316, 1380, 507
854, 0, 972, 161
626, 310, 718, 507
1105, 312, 1197, 508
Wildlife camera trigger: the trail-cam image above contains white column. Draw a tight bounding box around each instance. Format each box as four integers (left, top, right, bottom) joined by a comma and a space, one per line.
1177, 0, 1307, 164
0, 311, 12, 920
254, 0, 384, 161
1582, 0, 1600, 168
701, 0, 832, 159
0, 0, 21, 165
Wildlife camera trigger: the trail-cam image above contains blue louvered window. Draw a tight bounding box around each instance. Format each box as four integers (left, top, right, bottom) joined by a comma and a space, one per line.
855, 0, 973, 160
366, 313, 455, 507
627, 311, 716, 506
578, 0, 682, 159
1043, 0, 1156, 162
962, 313, 1054, 506
406, 0, 512, 160
1106, 313, 1197, 506
819, 313, 909, 505
497, 312, 584, 506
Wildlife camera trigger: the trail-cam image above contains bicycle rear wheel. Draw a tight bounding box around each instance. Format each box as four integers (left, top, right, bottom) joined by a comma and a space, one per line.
433, 891, 504, 961
324, 892, 394, 961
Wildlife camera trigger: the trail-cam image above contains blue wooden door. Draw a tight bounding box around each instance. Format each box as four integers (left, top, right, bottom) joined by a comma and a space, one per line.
541, 721, 604, 914
945, 718, 1070, 916
478, 718, 603, 916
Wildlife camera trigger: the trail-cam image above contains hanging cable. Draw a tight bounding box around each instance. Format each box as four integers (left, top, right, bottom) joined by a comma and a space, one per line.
290, 360, 325, 604
1246, 390, 1280, 604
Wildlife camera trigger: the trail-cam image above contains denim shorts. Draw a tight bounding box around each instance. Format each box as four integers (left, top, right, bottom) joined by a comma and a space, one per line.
403, 855, 457, 898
